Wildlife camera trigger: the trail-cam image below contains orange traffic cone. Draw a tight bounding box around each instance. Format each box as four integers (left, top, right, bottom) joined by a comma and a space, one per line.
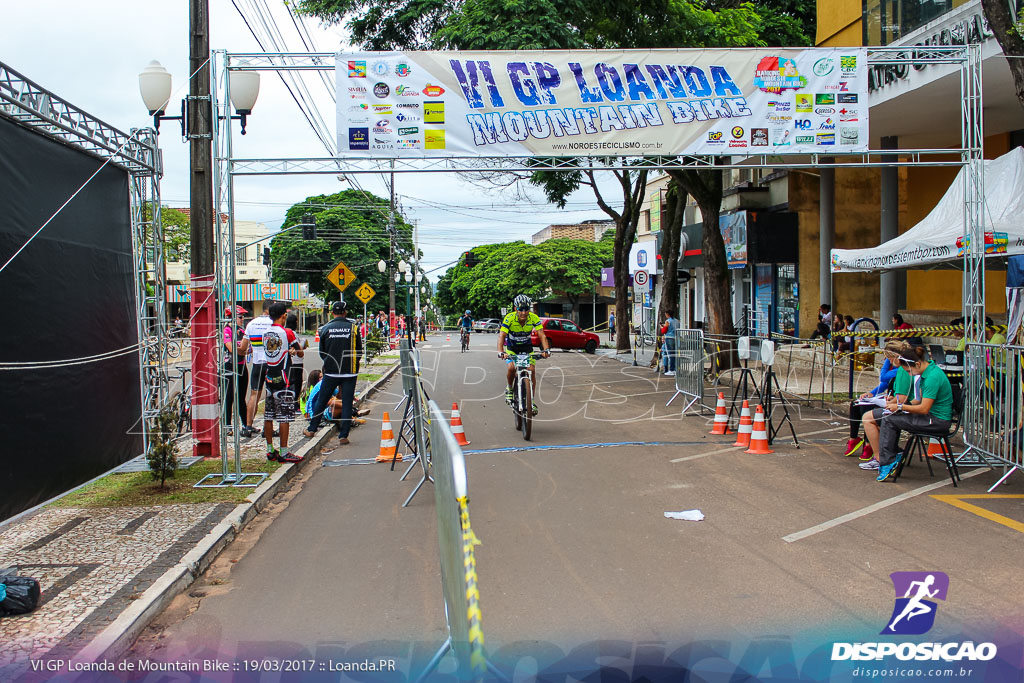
710, 392, 732, 435
446, 332, 451, 342
314, 331, 320, 343
744, 406, 774, 454
732, 400, 753, 448
450, 402, 471, 446
927, 439, 947, 459
376, 412, 400, 462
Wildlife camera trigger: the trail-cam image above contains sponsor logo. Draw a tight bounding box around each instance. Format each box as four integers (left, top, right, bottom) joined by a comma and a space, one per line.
424, 101, 445, 124
395, 85, 420, 96
838, 93, 859, 104
371, 61, 390, 77
753, 56, 808, 93
831, 572, 998, 664
816, 132, 835, 145
751, 128, 768, 146
839, 108, 859, 122
728, 139, 748, 148
795, 135, 815, 144
398, 138, 421, 148
350, 103, 369, 111
424, 128, 446, 150
371, 141, 394, 151
815, 93, 836, 105
396, 102, 420, 109
823, 82, 850, 91
375, 119, 391, 127
372, 125, 393, 134
840, 55, 858, 73
767, 100, 792, 112
347, 61, 366, 78
398, 126, 419, 136
348, 127, 368, 150
373, 137, 390, 144
813, 58, 835, 76
395, 62, 411, 77
395, 112, 421, 123
767, 114, 792, 126
772, 128, 792, 146
795, 93, 813, 112
372, 104, 393, 115
373, 82, 390, 98
423, 83, 446, 97
347, 86, 367, 99
731, 126, 744, 139
819, 118, 836, 130
840, 127, 860, 145
348, 116, 369, 124
707, 131, 724, 144
815, 107, 835, 115
794, 119, 812, 129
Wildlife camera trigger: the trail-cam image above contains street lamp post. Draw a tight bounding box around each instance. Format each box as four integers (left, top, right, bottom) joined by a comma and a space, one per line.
138, 12, 259, 458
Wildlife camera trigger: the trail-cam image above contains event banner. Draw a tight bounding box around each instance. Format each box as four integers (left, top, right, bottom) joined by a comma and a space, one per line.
335, 49, 868, 158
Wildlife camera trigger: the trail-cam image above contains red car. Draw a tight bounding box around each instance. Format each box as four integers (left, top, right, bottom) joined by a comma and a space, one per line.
531, 317, 601, 354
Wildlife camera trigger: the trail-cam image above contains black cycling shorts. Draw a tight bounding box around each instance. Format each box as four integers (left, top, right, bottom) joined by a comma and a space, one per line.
249, 363, 267, 392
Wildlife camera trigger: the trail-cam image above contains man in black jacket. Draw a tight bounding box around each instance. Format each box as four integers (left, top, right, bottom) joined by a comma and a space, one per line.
303, 300, 362, 443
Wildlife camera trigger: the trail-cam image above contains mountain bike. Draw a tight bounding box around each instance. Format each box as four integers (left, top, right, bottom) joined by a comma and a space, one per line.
166, 367, 192, 438
460, 328, 470, 352
503, 351, 545, 441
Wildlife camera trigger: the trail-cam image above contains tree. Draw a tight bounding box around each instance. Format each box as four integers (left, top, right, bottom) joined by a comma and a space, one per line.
270, 190, 419, 314
507, 238, 614, 321
144, 203, 190, 263
980, 0, 1024, 113
657, 184, 686, 323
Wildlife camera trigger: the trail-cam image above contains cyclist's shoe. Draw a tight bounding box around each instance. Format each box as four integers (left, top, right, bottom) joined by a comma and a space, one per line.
266, 448, 280, 462
505, 387, 513, 404
859, 443, 874, 461
279, 452, 304, 464
844, 438, 864, 457
877, 459, 900, 482
531, 402, 539, 416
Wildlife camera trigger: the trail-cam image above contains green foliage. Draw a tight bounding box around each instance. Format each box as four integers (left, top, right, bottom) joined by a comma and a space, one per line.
364, 324, 389, 361
147, 404, 178, 489
144, 203, 190, 262
270, 190, 425, 311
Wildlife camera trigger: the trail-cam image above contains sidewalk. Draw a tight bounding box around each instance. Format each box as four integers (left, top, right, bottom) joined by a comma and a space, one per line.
0, 348, 406, 679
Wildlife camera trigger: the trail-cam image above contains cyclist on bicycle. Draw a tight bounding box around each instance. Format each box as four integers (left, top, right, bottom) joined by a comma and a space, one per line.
459, 310, 473, 348
498, 295, 550, 415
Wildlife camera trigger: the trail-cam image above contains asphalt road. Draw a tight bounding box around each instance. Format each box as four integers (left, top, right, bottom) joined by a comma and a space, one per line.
127, 332, 1024, 679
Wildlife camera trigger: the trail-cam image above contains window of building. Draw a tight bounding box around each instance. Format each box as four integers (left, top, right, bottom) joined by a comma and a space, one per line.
235, 243, 247, 265
861, 0, 972, 45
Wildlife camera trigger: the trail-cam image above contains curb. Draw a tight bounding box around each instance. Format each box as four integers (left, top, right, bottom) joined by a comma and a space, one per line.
73, 358, 403, 665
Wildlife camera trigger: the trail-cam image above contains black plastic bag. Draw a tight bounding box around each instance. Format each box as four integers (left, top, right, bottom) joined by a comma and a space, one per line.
0, 576, 41, 617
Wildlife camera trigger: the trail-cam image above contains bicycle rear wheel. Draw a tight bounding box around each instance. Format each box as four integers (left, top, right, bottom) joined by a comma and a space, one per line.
520, 378, 532, 441
166, 340, 181, 359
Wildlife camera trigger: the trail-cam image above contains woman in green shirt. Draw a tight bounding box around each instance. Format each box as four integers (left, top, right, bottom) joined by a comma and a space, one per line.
873, 346, 954, 482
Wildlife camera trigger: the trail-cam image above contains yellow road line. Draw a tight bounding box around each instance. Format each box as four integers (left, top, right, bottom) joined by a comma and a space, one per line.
930, 494, 1024, 534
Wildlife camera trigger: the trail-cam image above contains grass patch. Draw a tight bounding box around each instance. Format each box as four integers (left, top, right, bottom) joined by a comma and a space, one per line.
358, 372, 382, 382
51, 459, 282, 508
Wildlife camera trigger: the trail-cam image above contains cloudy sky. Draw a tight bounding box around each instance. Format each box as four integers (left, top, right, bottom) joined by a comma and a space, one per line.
2, 1, 622, 279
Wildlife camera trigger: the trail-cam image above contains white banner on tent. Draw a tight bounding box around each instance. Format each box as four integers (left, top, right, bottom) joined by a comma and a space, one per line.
335, 49, 869, 158
831, 147, 1024, 272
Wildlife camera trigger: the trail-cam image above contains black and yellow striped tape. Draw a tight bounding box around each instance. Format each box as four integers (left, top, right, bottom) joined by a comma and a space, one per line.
458, 496, 486, 676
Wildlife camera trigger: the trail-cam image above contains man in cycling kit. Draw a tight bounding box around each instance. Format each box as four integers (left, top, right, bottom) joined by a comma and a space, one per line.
459, 310, 473, 347
498, 295, 550, 414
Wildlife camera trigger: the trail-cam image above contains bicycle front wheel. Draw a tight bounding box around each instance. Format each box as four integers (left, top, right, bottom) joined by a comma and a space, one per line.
520, 378, 532, 441
166, 340, 181, 359
512, 377, 522, 431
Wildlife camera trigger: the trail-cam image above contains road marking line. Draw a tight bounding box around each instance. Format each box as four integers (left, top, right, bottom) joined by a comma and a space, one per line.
782, 468, 990, 543
930, 494, 1024, 534
668, 426, 842, 463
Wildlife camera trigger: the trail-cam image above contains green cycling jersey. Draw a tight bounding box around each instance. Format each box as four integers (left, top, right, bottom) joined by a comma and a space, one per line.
500, 311, 541, 353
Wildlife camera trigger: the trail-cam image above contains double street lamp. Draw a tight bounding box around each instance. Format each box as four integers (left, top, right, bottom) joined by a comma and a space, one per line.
378, 257, 407, 337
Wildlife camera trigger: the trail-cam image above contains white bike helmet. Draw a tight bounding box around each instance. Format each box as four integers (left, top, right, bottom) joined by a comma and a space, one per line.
513, 294, 532, 310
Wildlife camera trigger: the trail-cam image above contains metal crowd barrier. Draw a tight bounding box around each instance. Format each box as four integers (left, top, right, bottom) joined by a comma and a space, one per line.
397, 339, 433, 507
416, 399, 488, 682
962, 342, 1024, 490
668, 328, 705, 413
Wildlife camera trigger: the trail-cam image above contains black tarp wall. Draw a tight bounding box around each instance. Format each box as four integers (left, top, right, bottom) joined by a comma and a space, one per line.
0, 115, 142, 521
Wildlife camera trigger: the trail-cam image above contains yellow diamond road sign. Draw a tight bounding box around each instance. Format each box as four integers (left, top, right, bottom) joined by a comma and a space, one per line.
354, 282, 376, 304
326, 261, 355, 292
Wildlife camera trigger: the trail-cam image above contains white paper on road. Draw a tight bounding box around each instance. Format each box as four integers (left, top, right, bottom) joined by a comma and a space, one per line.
664, 510, 705, 521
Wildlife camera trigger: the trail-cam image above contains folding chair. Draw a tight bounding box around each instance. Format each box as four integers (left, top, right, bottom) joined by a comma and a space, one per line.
893, 384, 964, 487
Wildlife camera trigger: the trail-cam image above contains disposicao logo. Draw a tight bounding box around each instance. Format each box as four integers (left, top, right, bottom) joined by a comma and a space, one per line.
832, 572, 997, 663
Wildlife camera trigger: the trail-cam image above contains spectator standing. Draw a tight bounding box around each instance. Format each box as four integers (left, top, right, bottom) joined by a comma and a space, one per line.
261, 302, 303, 463
285, 313, 307, 402
222, 306, 248, 435
608, 312, 615, 339
303, 300, 362, 444
660, 309, 678, 376
239, 301, 273, 437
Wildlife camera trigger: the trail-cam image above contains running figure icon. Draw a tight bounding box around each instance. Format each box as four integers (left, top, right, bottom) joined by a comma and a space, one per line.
882, 571, 949, 635
888, 574, 939, 631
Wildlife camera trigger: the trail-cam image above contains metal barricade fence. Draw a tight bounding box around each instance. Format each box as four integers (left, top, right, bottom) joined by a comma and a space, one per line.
669, 329, 705, 413
424, 399, 487, 681
963, 342, 1024, 490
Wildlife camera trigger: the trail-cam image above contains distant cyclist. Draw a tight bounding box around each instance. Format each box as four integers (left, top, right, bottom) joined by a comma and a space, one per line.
459, 310, 474, 348
498, 295, 550, 414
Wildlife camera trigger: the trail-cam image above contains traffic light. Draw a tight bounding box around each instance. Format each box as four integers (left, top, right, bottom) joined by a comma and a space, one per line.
301, 213, 316, 240
464, 250, 478, 268
262, 246, 271, 266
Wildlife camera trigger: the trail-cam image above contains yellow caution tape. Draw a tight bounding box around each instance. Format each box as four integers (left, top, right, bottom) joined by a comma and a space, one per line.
458, 496, 486, 677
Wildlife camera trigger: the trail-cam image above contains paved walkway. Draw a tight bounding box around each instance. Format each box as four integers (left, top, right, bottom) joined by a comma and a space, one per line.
0, 349, 404, 680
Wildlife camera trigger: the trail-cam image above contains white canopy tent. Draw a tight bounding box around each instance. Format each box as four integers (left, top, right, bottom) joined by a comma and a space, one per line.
831, 146, 1024, 273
